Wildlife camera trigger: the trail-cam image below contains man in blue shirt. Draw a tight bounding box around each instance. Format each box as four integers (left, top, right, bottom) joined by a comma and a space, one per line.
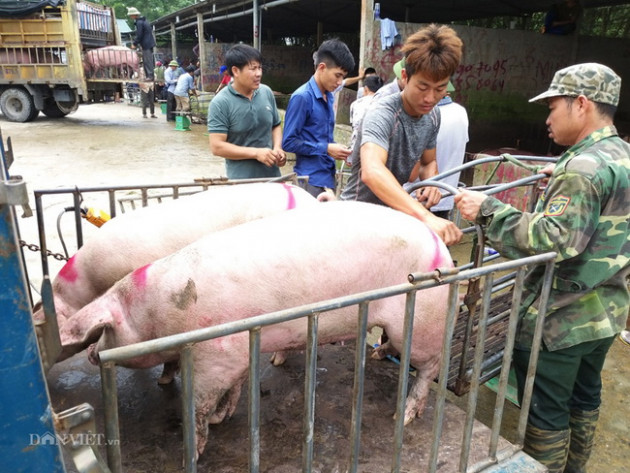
174, 65, 198, 112
282, 39, 355, 197
164, 60, 179, 121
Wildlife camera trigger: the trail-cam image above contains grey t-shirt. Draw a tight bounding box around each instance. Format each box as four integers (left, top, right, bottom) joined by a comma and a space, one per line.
340, 92, 440, 205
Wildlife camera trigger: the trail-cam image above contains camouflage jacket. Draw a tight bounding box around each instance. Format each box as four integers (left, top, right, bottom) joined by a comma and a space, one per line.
477, 125, 630, 350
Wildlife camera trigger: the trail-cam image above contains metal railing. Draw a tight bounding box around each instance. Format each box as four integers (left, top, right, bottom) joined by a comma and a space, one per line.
96, 252, 556, 473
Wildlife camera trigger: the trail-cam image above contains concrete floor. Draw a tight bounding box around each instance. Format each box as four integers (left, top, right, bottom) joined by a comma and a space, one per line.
2, 101, 628, 472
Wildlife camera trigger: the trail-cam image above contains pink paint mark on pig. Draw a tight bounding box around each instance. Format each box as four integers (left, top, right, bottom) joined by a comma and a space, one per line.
282, 183, 296, 210
131, 264, 150, 289
58, 256, 79, 283
429, 231, 445, 270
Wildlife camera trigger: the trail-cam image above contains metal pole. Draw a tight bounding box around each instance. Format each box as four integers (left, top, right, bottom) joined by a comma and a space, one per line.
428, 282, 461, 473
252, 0, 259, 50
348, 302, 370, 472
302, 313, 319, 471
391, 291, 417, 473
249, 328, 262, 473
100, 362, 122, 473
181, 345, 197, 473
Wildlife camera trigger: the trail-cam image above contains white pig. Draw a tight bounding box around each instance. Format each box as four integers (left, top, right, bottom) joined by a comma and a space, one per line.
58, 201, 453, 456
35, 182, 316, 325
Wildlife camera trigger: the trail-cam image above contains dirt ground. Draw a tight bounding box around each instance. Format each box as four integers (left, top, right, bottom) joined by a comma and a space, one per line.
2, 102, 628, 472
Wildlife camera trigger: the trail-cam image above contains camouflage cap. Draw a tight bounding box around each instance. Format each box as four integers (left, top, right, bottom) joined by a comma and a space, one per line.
529, 62, 621, 106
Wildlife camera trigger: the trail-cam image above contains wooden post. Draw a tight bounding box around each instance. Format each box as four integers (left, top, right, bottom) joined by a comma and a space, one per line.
197, 12, 205, 91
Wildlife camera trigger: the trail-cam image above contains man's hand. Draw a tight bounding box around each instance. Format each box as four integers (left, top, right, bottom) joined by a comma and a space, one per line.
130, 44, 136, 50
255, 148, 282, 167
327, 143, 352, 161
454, 190, 488, 221
272, 147, 287, 167
415, 186, 442, 208
424, 214, 462, 246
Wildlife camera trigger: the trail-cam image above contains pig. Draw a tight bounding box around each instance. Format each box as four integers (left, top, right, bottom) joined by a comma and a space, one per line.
0, 50, 31, 64
40, 183, 316, 381
83, 46, 139, 79
35, 182, 316, 326
58, 201, 454, 457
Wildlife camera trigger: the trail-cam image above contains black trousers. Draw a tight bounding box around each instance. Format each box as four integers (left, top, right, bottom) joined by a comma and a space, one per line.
166, 91, 176, 121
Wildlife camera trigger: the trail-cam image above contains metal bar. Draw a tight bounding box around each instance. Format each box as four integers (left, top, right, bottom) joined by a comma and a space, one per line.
488, 268, 527, 459
72, 191, 83, 248
348, 302, 370, 473
107, 189, 116, 218
249, 328, 262, 473
181, 345, 197, 473
302, 313, 319, 472
459, 272, 495, 472
99, 254, 558, 366
516, 259, 556, 444
35, 192, 50, 278
391, 291, 417, 473
100, 362, 122, 473
485, 174, 549, 196
428, 282, 461, 473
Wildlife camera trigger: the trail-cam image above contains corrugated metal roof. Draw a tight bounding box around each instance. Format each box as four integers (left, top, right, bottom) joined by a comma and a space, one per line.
152, 0, 630, 41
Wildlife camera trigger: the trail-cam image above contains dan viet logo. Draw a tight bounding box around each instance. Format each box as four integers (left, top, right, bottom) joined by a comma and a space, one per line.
29, 431, 119, 446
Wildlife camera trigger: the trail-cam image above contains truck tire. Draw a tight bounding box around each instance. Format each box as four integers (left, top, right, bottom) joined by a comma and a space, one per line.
42, 99, 70, 118
0, 87, 38, 122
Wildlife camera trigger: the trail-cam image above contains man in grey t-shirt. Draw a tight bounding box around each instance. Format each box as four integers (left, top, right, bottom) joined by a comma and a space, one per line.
340, 24, 464, 246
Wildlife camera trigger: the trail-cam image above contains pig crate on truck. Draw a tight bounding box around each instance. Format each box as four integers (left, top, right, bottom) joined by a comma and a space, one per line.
0, 0, 129, 122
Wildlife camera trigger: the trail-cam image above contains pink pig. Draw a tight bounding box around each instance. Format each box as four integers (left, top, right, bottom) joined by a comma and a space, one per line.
58, 201, 453, 457
83, 46, 140, 79
35, 183, 316, 326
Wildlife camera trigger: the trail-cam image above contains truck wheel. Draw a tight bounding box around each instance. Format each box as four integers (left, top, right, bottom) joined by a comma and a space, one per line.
42, 99, 70, 118
0, 87, 38, 122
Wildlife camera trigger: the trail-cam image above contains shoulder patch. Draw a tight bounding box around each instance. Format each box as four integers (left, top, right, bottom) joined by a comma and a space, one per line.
544, 195, 571, 217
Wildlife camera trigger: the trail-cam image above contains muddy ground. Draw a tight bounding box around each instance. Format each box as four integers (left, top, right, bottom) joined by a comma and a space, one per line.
2, 102, 628, 472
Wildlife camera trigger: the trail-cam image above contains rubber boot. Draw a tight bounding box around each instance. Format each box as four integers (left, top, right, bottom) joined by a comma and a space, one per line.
523, 424, 570, 473
564, 408, 599, 473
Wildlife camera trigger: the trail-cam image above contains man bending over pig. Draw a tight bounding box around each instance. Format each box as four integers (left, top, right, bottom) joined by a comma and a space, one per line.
340, 24, 463, 246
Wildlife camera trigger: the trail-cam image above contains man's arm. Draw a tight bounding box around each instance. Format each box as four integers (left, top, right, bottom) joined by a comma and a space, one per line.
271, 125, 287, 167
282, 94, 327, 156
342, 68, 365, 87
454, 169, 599, 260
360, 142, 462, 245
412, 147, 442, 208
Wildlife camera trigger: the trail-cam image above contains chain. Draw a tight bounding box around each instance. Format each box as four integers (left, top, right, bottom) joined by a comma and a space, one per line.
19, 239, 68, 261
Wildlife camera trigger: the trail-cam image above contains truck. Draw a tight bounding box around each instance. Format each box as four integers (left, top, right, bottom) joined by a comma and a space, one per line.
0, 0, 139, 122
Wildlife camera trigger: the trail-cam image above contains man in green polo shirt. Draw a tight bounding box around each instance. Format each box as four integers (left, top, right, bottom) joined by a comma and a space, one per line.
208, 44, 286, 179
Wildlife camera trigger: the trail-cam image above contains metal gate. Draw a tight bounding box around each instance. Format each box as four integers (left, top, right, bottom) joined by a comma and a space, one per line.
19, 157, 557, 472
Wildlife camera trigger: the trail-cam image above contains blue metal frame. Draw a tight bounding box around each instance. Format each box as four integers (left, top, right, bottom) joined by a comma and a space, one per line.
0, 131, 65, 472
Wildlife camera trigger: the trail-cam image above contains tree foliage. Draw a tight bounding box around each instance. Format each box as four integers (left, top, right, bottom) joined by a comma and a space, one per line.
455, 6, 630, 39
91, 0, 193, 23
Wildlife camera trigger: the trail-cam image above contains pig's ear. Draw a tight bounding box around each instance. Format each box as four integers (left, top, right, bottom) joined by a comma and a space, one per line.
57, 315, 111, 362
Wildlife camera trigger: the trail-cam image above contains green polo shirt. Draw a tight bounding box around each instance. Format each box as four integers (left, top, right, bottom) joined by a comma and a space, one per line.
208, 83, 282, 179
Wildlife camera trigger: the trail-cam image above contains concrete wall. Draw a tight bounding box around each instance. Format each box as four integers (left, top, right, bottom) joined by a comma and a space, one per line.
364, 21, 630, 153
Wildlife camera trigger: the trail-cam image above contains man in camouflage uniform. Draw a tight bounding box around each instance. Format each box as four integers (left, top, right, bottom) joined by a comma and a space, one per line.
455, 63, 629, 473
